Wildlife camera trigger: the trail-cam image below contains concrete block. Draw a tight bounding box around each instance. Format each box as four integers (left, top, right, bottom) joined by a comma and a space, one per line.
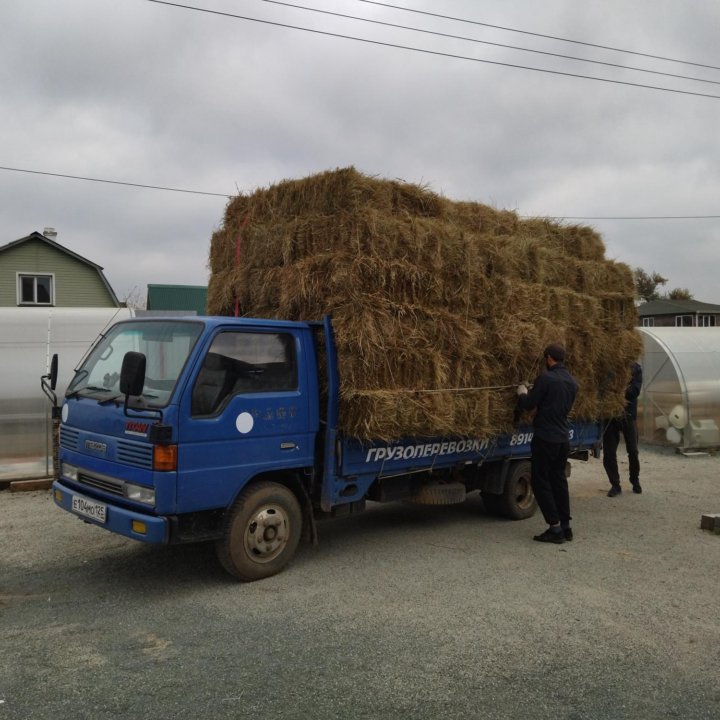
700, 513, 720, 531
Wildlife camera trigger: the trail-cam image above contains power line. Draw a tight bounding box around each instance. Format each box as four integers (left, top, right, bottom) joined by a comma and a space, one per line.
2, 165, 718, 221
0, 165, 230, 198
145, 1, 720, 100
353, 0, 720, 73
256, 0, 720, 87
528, 215, 720, 220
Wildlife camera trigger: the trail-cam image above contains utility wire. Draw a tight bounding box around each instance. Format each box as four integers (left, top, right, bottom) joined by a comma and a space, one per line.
0, 165, 230, 198
1, 165, 718, 221
145, 1, 720, 100
256, 0, 720, 87
533, 214, 720, 220
353, 0, 720, 72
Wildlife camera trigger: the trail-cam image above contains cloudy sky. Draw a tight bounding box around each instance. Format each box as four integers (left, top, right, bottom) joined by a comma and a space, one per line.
2, 0, 719, 304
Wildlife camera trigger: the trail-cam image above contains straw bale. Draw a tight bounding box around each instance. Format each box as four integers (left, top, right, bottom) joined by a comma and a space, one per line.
207, 167, 641, 440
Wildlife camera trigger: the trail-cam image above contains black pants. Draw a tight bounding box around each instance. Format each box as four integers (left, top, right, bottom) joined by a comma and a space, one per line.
530, 436, 571, 526
603, 417, 640, 486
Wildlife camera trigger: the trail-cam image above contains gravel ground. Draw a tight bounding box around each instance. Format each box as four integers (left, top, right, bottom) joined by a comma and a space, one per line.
1, 444, 719, 720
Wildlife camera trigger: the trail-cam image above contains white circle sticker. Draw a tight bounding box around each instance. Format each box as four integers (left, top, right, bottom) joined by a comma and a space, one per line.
61, 404, 69, 423
235, 412, 254, 434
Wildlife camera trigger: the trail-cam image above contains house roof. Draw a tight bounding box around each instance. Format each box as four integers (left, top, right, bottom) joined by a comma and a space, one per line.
0, 231, 120, 305
637, 298, 720, 316
146, 284, 207, 315
1, 231, 104, 268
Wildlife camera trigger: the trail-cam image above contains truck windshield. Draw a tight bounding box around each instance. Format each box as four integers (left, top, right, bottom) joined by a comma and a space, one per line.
66, 320, 203, 407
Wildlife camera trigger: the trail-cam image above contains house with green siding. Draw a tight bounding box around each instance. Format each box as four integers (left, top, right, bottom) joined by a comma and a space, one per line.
0, 230, 120, 307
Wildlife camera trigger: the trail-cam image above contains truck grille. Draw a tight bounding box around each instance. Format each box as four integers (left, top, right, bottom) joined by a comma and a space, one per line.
60, 426, 79, 450
60, 428, 152, 470
78, 471, 124, 497
117, 440, 153, 469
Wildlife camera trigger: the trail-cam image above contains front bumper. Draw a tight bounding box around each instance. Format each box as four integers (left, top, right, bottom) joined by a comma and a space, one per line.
52, 480, 169, 544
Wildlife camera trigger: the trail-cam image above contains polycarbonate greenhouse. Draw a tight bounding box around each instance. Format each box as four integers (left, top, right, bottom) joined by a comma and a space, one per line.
0, 307, 132, 480
638, 327, 720, 451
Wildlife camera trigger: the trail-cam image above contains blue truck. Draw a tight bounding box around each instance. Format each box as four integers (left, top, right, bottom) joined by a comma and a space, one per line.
47, 315, 602, 581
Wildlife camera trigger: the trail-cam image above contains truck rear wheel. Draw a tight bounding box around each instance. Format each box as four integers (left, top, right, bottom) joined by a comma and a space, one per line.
216, 481, 302, 582
482, 460, 537, 520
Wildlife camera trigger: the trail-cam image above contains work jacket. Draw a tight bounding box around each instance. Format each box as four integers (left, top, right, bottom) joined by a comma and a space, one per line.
518, 363, 578, 443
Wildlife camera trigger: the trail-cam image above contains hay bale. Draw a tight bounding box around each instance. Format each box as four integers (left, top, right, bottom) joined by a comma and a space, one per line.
208, 167, 642, 440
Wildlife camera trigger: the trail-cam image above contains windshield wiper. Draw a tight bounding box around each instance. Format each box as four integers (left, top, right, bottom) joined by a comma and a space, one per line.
98, 394, 123, 406
66, 385, 113, 399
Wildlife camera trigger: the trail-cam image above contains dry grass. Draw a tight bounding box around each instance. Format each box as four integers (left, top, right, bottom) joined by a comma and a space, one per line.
208, 167, 642, 440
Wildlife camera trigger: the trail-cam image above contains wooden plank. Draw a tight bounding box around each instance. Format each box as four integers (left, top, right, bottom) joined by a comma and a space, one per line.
9, 478, 53, 492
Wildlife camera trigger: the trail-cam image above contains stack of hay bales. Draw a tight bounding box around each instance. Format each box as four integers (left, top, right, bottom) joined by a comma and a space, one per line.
208, 167, 642, 440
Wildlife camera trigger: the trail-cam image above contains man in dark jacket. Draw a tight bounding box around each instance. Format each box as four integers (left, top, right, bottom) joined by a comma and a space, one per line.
517, 343, 578, 544
603, 362, 643, 496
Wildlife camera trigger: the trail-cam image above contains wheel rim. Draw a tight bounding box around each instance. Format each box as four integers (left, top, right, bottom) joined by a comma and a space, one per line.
243, 504, 291, 564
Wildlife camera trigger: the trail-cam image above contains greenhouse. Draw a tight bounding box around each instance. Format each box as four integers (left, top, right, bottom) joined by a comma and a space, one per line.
0, 307, 132, 480
638, 327, 720, 451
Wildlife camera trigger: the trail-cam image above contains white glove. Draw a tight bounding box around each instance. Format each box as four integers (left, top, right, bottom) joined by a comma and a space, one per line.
517, 384, 528, 397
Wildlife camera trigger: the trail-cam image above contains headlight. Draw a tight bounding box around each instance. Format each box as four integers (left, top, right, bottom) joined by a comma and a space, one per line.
124, 483, 155, 505
61, 463, 78, 482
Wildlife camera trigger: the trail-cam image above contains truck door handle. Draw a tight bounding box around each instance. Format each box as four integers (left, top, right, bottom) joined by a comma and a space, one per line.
280, 442, 297, 451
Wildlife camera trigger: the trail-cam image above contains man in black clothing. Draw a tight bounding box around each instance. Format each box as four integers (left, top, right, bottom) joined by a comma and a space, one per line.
603, 362, 643, 497
517, 343, 578, 544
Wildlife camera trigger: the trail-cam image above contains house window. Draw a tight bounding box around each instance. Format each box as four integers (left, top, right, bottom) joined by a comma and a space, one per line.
699, 315, 716, 327
17, 274, 54, 305
641, 317, 654, 327
675, 315, 693, 327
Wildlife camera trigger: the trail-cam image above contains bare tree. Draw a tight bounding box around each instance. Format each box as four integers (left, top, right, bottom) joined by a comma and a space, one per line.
122, 286, 147, 310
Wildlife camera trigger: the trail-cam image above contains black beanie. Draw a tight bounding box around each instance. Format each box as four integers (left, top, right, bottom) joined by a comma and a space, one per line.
544, 343, 566, 362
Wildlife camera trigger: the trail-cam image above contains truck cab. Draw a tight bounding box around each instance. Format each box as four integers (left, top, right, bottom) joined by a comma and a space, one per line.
53, 317, 320, 579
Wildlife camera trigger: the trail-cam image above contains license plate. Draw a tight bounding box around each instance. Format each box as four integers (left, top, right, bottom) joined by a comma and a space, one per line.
71, 495, 107, 523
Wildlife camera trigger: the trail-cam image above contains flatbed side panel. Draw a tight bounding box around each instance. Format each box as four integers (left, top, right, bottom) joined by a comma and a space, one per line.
341, 422, 601, 478
343, 434, 501, 479
325, 421, 602, 508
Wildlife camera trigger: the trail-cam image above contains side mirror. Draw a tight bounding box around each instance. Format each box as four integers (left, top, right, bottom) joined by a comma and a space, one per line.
120, 351, 146, 397
41, 353, 59, 408
49, 353, 58, 391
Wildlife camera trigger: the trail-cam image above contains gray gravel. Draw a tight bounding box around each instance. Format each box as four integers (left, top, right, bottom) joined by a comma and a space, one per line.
1, 444, 719, 719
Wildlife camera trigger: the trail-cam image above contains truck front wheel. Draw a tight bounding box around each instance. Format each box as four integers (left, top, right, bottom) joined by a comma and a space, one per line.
216, 481, 302, 581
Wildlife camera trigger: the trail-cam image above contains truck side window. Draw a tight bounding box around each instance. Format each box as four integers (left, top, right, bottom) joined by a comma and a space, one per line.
191, 332, 297, 416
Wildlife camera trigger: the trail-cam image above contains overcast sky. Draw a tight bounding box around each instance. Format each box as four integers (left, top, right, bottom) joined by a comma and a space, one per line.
2, 0, 719, 304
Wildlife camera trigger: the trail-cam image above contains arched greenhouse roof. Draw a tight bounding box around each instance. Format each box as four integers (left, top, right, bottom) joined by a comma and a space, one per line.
639, 327, 720, 450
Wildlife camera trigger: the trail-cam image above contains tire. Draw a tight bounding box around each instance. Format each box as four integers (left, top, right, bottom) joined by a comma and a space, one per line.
216, 481, 302, 582
483, 460, 537, 520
